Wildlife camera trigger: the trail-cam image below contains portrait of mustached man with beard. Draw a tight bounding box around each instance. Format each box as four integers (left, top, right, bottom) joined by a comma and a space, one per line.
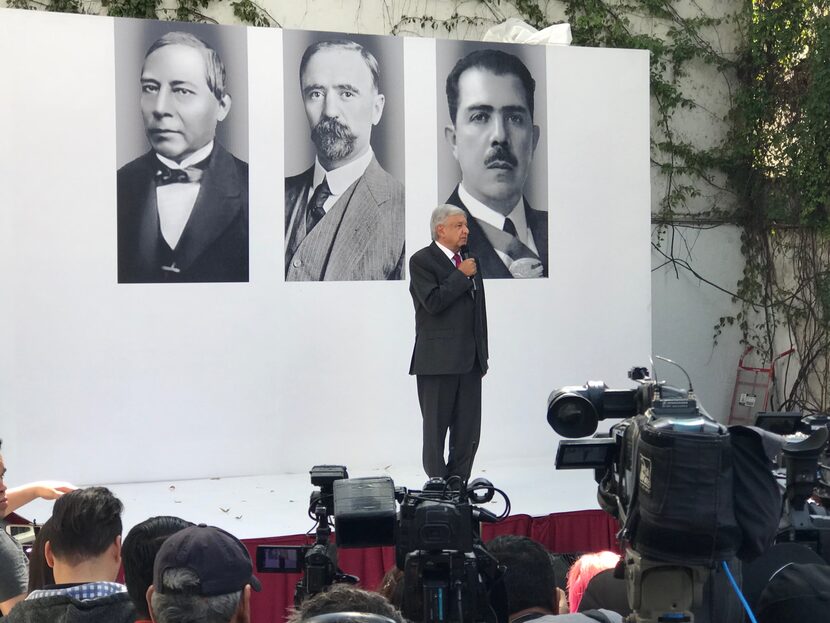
284, 39, 405, 281
443, 48, 548, 279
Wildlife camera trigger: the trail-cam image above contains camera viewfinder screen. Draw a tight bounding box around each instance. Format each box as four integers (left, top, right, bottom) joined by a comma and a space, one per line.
555, 440, 615, 469
257, 546, 304, 572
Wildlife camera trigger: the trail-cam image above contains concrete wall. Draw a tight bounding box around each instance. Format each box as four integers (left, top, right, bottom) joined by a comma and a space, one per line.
652, 224, 745, 420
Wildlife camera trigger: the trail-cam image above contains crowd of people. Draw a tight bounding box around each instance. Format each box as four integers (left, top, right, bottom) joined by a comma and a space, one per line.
2, 440, 830, 623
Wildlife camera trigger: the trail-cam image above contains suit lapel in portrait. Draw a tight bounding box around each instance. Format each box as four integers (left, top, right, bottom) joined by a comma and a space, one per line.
135, 154, 162, 275
324, 161, 392, 280
174, 147, 244, 272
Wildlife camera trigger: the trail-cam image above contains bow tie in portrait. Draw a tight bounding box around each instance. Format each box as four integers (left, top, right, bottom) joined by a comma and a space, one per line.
155, 163, 205, 186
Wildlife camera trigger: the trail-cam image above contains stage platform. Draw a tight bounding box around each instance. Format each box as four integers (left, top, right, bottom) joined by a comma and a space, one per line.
18, 456, 602, 539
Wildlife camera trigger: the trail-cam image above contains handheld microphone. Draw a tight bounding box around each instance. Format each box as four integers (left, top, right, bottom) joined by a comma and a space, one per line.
459, 244, 477, 291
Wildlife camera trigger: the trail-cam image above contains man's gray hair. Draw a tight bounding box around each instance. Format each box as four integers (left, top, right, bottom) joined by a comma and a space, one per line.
300, 39, 380, 91
430, 204, 466, 241
144, 31, 227, 101
150, 568, 242, 623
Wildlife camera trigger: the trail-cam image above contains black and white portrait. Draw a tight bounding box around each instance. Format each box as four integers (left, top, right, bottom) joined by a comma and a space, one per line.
114, 21, 249, 284
283, 31, 405, 282
437, 41, 548, 279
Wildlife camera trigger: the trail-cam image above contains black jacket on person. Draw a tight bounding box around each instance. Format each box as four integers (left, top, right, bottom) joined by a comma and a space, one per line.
5, 591, 137, 623
408, 241, 488, 376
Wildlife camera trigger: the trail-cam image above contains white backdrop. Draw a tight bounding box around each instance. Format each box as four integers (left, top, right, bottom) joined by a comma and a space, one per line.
0, 9, 651, 486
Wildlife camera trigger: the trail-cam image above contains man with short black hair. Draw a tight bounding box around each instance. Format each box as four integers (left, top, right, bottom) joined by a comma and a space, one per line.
443, 48, 547, 279
6, 486, 135, 623
0, 438, 75, 616
147, 523, 261, 623
487, 535, 622, 623
122, 515, 193, 623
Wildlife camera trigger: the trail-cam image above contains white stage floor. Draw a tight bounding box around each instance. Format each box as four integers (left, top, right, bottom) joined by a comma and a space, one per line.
17, 456, 602, 540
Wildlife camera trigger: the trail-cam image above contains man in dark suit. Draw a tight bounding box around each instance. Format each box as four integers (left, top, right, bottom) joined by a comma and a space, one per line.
285, 39, 405, 281
409, 205, 488, 484
117, 31, 248, 283
444, 49, 547, 279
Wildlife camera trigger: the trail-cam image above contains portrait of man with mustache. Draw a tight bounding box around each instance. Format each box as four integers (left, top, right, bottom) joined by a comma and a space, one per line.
284, 38, 405, 282
442, 48, 548, 279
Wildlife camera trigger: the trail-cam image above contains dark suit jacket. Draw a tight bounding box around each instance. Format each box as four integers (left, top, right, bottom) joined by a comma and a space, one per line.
446, 187, 548, 279
284, 157, 405, 281
117, 143, 248, 283
409, 242, 488, 376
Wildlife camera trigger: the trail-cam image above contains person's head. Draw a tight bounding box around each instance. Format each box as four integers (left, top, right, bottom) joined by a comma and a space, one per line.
140, 31, 232, 163
27, 518, 55, 592
487, 535, 558, 618
148, 524, 261, 623
430, 204, 468, 252
299, 40, 385, 170
566, 551, 620, 614
123, 516, 194, 619
444, 49, 540, 215
45, 486, 124, 583
288, 584, 405, 623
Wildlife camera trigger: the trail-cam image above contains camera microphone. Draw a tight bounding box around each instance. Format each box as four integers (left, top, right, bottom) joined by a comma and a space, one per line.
459, 244, 477, 291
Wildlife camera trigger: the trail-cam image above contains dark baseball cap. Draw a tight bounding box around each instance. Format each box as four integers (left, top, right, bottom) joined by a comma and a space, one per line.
153, 524, 262, 596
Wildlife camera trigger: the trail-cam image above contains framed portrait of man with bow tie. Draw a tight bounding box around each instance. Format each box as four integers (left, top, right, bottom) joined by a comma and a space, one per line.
114, 21, 249, 284
437, 41, 548, 281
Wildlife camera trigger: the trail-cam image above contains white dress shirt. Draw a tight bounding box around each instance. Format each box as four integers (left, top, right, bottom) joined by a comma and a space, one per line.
458, 183, 538, 256
309, 147, 375, 214
155, 141, 213, 250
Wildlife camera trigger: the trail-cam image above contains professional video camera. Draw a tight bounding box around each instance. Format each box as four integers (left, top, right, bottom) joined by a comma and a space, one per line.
335, 474, 508, 623
256, 465, 358, 606
548, 359, 782, 623
753, 411, 830, 561
260, 466, 509, 623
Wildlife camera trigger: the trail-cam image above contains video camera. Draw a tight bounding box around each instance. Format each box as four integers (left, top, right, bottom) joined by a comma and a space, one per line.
548, 360, 782, 623
753, 411, 830, 560
257, 467, 509, 623
256, 465, 358, 606
390, 478, 506, 623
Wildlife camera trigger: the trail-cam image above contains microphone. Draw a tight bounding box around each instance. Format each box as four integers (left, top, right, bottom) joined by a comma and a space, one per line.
459, 244, 477, 291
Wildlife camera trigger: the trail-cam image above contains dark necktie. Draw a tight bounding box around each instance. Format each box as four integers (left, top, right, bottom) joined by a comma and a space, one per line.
503, 217, 518, 237
306, 178, 332, 232
452, 253, 462, 268
155, 162, 204, 186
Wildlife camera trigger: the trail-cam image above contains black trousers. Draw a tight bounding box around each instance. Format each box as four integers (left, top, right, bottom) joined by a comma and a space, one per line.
416, 368, 482, 483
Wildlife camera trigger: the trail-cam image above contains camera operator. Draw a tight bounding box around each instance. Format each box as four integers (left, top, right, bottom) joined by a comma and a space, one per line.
487, 536, 623, 623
